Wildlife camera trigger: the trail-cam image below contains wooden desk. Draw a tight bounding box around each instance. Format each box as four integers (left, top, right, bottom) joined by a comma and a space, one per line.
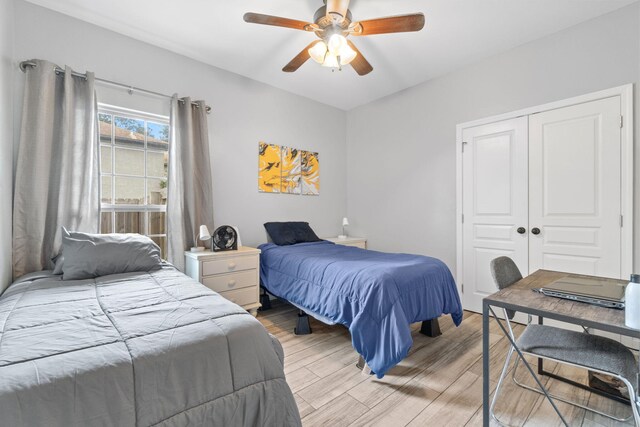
482, 269, 640, 426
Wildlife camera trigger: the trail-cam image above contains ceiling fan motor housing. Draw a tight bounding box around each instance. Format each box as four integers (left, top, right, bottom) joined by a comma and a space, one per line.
314, 6, 352, 35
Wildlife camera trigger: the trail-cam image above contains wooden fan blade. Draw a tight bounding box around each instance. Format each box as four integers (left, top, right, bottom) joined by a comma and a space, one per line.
351, 13, 425, 36
346, 40, 373, 76
243, 12, 313, 31
283, 41, 323, 73
326, 0, 350, 19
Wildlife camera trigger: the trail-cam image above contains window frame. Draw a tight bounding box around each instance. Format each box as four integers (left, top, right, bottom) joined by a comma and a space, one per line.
98, 103, 170, 250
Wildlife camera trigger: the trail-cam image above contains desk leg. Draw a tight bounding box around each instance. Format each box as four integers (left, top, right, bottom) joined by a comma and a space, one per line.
538, 316, 544, 375
482, 301, 490, 427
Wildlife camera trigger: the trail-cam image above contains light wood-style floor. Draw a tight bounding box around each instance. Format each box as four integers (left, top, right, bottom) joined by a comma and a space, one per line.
257, 300, 634, 427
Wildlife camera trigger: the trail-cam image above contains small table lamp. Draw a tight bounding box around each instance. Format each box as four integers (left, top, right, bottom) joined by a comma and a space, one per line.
191, 225, 211, 252
338, 217, 349, 239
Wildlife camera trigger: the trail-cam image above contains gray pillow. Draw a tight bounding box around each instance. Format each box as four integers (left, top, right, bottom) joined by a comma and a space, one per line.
52, 253, 64, 275
61, 227, 163, 280
51, 229, 98, 274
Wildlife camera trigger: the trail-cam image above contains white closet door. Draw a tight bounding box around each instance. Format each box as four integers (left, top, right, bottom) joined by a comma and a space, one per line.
462, 117, 528, 312
528, 96, 622, 278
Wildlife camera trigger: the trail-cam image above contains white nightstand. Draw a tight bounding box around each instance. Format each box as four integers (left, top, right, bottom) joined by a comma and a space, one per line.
184, 247, 261, 316
323, 236, 367, 249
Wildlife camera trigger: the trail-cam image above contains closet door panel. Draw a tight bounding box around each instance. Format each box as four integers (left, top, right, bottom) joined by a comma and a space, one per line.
528, 96, 621, 278
462, 117, 528, 312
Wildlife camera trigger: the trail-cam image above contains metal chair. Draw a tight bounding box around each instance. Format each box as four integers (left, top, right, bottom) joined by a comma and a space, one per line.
489, 256, 640, 426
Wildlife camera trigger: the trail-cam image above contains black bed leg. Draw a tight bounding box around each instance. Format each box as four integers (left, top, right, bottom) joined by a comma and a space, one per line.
294, 310, 312, 335
420, 318, 442, 337
258, 288, 272, 312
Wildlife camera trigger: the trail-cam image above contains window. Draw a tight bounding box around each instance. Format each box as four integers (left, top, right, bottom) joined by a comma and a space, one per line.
99, 105, 170, 257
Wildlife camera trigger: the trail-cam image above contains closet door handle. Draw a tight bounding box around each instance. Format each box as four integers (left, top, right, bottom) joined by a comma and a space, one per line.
517, 227, 526, 235
531, 227, 541, 235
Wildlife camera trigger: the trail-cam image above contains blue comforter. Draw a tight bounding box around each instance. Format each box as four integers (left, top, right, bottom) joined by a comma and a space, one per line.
259, 241, 463, 377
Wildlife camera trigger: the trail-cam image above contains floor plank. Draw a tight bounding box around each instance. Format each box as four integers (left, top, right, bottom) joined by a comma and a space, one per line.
284, 334, 353, 375
301, 394, 369, 427
294, 394, 316, 419
297, 362, 372, 409
305, 341, 360, 378
349, 382, 440, 427
407, 371, 484, 426
286, 367, 321, 394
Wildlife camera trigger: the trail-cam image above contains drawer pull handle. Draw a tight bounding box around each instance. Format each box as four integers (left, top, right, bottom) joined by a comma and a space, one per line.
228, 262, 236, 270
228, 280, 236, 287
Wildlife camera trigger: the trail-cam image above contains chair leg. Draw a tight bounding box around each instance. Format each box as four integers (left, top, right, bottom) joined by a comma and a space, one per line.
511, 358, 634, 423
490, 345, 515, 423
489, 306, 569, 426
631, 396, 640, 427
619, 379, 640, 426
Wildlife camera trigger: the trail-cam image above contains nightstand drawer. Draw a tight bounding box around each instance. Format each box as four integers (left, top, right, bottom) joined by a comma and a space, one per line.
218, 287, 258, 307
202, 270, 257, 293
202, 257, 257, 276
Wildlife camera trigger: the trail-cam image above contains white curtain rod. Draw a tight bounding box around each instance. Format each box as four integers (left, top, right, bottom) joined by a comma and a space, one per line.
19, 60, 212, 114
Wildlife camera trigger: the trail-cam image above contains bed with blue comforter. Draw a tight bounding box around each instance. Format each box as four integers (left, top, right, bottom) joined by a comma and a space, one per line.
259, 240, 463, 378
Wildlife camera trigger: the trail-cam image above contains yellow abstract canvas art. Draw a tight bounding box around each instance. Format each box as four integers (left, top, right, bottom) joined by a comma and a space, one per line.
301, 151, 320, 195
258, 142, 281, 193
281, 147, 301, 194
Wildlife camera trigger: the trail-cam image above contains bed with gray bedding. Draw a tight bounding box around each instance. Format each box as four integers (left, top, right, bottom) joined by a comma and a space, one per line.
0, 266, 301, 426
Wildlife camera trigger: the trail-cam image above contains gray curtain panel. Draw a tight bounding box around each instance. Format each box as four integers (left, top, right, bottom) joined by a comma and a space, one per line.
13, 59, 99, 278
167, 96, 214, 271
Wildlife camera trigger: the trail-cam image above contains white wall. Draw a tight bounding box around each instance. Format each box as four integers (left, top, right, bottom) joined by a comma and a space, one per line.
0, 0, 15, 293
346, 3, 640, 273
12, 0, 347, 251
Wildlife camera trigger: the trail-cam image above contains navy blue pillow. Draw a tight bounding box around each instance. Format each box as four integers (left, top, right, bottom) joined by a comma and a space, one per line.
264, 222, 321, 246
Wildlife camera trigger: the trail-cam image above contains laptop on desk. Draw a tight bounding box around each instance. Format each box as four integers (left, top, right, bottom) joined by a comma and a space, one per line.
536, 276, 626, 309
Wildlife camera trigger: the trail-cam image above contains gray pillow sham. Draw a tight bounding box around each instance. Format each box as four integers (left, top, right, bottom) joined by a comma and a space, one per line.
60, 227, 163, 280
51, 253, 64, 275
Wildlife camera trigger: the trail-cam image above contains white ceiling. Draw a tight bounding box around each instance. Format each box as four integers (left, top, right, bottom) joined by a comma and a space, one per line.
24, 0, 638, 110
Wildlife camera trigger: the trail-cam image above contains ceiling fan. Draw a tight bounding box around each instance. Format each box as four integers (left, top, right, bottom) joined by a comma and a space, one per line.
243, 0, 425, 76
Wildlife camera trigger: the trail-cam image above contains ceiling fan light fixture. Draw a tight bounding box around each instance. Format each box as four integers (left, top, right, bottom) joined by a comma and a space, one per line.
339, 45, 357, 65
321, 53, 340, 68
308, 36, 357, 69
327, 34, 347, 56
308, 41, 328, 64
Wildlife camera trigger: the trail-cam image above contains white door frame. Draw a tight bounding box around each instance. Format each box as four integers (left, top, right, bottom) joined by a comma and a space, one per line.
455, 84, 634, 299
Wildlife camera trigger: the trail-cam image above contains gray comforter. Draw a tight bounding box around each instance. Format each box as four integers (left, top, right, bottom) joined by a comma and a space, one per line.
0, 266, 301, 426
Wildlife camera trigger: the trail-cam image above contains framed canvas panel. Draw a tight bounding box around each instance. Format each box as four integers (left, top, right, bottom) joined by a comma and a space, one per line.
301, 151, 320, 195
281, 146, 301, 194
258, 142, 281, 193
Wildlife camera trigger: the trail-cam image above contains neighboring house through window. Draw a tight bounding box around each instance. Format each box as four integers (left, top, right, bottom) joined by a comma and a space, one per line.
99, 105, 169, 257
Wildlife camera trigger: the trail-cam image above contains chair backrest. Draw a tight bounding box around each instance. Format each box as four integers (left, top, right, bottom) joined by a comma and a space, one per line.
490, 257, 523, 320
490, 256, 523, 290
